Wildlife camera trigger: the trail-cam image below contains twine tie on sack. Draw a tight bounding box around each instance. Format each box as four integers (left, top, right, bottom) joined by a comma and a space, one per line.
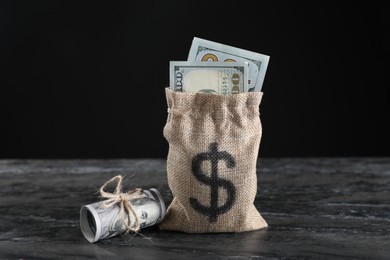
99, 175, 143, 233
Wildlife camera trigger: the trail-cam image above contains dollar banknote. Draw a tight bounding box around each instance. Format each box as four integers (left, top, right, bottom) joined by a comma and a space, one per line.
170, 61, 248, 95
80, 188, 166, 243
187, 37, 270, 92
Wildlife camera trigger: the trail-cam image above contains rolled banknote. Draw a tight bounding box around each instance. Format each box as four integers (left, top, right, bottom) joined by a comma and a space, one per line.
187, 37, 270, 92
80, 188, 166, 243
170, 61, 248, 95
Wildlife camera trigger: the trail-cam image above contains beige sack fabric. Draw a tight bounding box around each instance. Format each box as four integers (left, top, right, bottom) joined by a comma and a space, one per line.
159, 88, 268, 233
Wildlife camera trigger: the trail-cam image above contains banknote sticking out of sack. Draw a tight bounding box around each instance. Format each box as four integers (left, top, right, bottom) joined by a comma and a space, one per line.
159, 88, 268, 233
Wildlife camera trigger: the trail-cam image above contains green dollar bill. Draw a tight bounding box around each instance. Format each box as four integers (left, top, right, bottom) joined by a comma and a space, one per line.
188, 37, 270, 92
170, 61, 248, 95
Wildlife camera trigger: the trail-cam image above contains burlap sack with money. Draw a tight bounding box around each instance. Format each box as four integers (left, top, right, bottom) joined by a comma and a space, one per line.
159, 88, 268, 233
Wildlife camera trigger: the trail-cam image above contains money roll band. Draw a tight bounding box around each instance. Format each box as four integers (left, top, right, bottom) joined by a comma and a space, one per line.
159, 88, 268, 233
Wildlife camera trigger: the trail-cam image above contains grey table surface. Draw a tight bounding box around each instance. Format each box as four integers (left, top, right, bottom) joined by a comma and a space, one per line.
0, 158, 389, 260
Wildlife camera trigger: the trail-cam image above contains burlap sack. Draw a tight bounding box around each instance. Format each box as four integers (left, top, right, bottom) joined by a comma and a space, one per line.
159, 88, 268, 233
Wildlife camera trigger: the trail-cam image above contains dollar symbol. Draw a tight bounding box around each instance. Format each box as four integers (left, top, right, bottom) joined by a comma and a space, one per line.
189, 142, 236, 222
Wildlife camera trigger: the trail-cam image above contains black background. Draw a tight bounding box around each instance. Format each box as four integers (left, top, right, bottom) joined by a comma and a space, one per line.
1, 1, 389, 159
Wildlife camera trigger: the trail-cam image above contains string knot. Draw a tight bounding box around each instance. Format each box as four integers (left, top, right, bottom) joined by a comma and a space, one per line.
99, 175, 143, 233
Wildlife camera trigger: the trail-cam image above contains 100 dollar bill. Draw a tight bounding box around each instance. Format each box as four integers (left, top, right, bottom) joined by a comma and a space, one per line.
170, 61, 248, 95
187, 37, 269, 92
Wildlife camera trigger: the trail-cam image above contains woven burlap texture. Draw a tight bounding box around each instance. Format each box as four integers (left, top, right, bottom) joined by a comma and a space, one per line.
159, 88, 268, 233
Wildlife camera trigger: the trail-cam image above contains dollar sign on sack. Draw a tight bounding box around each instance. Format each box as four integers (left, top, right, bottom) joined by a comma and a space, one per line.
189, 142, 236, 222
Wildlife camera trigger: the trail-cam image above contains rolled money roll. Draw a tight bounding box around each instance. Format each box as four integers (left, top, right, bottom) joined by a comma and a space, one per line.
80, 188, 166, 243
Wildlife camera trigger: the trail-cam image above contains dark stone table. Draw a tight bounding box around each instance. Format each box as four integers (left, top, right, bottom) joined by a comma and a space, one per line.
0, 158, 389, 259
